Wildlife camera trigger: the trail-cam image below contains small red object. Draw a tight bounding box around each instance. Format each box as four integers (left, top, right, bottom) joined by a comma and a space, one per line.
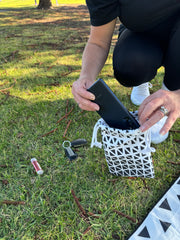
31, 158, 43, 175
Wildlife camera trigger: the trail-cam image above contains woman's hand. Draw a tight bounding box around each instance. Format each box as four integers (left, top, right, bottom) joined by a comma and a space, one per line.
72, 77, 100, 111
138, 89, 180, 135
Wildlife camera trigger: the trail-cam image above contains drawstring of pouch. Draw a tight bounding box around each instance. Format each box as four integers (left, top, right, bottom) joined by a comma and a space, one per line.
91, 118, 155, 154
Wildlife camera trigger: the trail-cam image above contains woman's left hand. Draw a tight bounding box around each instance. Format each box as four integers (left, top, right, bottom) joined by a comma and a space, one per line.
138, 89, 180, 135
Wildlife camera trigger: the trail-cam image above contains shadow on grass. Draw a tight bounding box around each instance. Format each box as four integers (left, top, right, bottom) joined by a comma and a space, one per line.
0, 5, 91, 58
0, 7, 35, 11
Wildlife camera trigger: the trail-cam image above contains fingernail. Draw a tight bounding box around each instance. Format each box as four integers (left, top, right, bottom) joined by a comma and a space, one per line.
90, 94, 95, 100
140, 125, 146, 132
160, 130, 166, 136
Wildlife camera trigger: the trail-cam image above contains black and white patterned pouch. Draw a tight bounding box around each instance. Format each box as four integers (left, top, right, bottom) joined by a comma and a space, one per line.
91, 112, 156, 178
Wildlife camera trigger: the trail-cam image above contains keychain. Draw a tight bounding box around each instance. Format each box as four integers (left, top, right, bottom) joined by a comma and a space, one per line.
62, 139, 87, 161
62, 141, 78, 161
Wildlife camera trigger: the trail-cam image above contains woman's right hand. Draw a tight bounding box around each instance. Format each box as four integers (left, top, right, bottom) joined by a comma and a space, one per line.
72, 77, 100, 111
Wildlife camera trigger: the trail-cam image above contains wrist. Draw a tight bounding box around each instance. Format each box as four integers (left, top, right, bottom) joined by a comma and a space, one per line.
78, 74, 95, 87
79, 71, 96, 81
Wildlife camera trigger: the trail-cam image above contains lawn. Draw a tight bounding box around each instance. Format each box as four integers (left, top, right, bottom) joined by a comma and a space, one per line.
0, 1, 179, 240
0, 0, 86, 8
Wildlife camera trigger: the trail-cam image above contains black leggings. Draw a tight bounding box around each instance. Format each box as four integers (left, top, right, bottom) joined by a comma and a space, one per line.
113, 13, 180, 91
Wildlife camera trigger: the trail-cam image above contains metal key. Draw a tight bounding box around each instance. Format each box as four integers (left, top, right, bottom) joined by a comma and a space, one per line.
62, 141, 78, 161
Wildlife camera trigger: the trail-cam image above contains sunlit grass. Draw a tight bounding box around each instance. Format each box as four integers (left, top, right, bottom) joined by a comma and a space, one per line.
0, 0, 86, 8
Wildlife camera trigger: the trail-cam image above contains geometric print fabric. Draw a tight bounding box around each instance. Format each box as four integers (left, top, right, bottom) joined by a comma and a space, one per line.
128, 176, 180, 240
91, 115, 155, 178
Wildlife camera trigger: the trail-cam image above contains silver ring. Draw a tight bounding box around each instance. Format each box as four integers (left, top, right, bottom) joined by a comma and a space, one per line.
160, 106, 169, 116
62, 140, 71, 149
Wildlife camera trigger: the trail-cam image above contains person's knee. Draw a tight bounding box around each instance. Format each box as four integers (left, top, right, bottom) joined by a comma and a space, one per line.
113, 30, 162, 87
113, 53, 149, 87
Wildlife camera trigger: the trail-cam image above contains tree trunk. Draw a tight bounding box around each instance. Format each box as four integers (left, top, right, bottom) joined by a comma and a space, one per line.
37, 0, 52, 9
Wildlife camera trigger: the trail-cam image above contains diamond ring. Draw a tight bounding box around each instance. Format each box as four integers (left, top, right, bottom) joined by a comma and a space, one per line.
160, 106, 169, 116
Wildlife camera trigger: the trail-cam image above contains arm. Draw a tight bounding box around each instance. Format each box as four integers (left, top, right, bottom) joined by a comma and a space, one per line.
72, 19, 117, 111
138, 89, 180, 135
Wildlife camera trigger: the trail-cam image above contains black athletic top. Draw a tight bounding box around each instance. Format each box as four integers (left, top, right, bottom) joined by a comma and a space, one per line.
86, 0, 180, 31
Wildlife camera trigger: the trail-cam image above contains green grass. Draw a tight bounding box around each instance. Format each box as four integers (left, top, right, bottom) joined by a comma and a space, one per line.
0, 1, 180, 240
0, 0, 86, 8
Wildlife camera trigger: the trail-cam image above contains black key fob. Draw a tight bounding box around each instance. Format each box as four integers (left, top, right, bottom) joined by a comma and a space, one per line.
71, 139, 87, 148
62, 141, 78, 161
65, 147, 78, 161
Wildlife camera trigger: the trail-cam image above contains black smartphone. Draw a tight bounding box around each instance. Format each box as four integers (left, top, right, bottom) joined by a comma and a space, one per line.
87, 78, 140, 130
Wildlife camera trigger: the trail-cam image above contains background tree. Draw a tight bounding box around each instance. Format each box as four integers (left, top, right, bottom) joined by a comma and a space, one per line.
37, 0, 52, 9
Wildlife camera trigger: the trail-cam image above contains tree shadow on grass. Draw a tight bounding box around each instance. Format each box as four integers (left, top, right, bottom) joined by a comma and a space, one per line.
0, 4, 119, 52
0, 5, 92, 62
